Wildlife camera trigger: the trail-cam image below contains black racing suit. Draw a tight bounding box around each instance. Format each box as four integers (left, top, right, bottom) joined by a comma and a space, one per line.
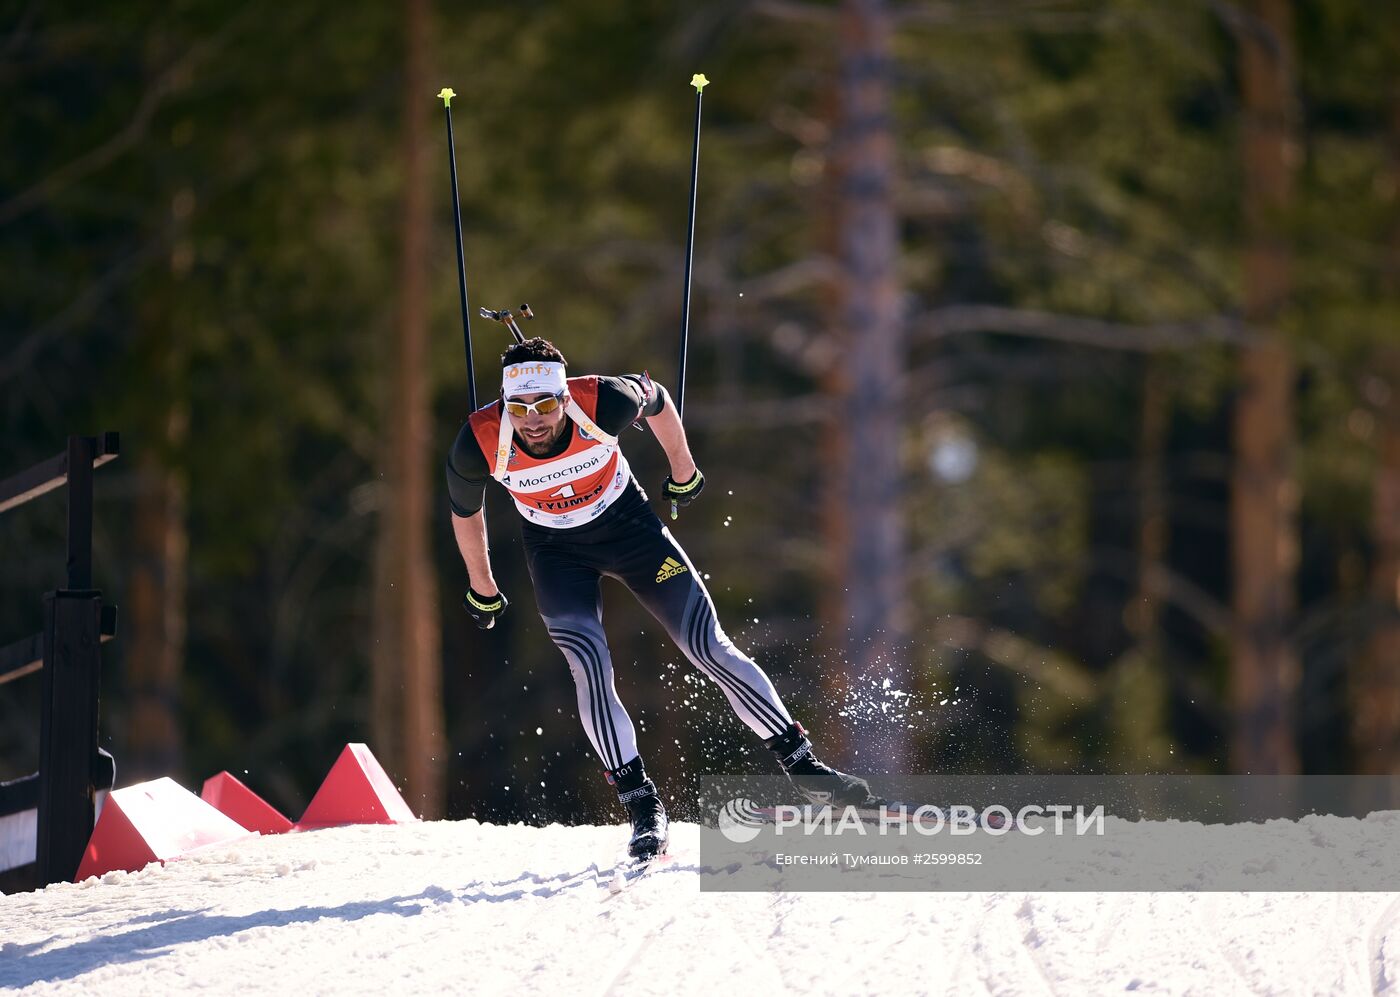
446, 375, 795, 771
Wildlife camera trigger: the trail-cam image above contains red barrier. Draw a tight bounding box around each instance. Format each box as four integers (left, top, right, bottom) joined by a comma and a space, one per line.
297, 743, 417, 828
75, 777, 253, 881
201, 772, 293, 835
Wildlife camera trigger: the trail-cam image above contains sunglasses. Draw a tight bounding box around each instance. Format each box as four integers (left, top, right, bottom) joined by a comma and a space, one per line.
503, 392, 565, 418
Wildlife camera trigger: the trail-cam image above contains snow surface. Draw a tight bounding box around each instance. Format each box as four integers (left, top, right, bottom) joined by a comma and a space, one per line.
2, 820, 1398, 995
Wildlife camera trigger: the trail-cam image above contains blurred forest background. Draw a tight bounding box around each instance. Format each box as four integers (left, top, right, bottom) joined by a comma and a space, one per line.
2, 0, 1398, 825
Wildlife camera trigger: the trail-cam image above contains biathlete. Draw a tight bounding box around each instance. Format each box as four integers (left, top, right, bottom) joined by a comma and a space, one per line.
446, 337, 875, 859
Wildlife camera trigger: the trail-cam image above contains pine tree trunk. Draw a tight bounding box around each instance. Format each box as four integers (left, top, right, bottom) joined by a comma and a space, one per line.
817, 81, 848, 756
371, 0, 445, 817
125, 165, 193, 782
1131, 359, 1170, 646
1352, 92, 1400, 773
820, 0, 909, 765
1110, 359, 1172, 767
1355, 346, 1400, 773
125, 410, 187, 780
1230, 0, 1300, 774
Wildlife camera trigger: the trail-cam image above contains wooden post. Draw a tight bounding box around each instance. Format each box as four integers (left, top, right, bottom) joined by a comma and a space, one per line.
37, 590, 103, 884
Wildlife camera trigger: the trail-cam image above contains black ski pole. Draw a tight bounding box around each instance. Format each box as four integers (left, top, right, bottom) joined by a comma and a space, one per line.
673, 72, 708, 521
438, 87, 478, 411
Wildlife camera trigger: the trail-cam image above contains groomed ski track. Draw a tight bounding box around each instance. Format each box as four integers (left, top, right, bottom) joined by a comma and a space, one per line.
2, 820, 1398, 995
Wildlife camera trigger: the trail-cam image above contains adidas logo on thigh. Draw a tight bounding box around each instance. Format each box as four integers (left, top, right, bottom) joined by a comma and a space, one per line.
655, 556, 689, 583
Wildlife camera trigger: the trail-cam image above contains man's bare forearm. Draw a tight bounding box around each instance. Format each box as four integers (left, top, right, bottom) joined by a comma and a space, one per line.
451, 510, 498, 595
645, 398, 697, 481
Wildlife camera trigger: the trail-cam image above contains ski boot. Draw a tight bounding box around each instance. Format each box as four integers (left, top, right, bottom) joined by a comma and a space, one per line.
606, 757, 670, 860
764, 722, 881, 808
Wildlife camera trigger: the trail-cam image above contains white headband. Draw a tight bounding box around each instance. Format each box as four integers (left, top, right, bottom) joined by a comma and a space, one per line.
502, 361, 567, 399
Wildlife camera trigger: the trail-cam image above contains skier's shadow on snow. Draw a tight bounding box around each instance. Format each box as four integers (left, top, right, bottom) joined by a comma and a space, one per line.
0, 887, 457, 987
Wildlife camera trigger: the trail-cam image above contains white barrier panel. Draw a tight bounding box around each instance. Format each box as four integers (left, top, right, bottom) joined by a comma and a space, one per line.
0, 808, 36, 873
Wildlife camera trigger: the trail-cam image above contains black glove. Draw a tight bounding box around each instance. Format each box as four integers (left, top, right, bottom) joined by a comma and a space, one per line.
662, 469, 705, 509
463, 588, 508, 630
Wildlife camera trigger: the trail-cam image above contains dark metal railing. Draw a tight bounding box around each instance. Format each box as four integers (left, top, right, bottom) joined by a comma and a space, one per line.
0, 434, 120, 891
